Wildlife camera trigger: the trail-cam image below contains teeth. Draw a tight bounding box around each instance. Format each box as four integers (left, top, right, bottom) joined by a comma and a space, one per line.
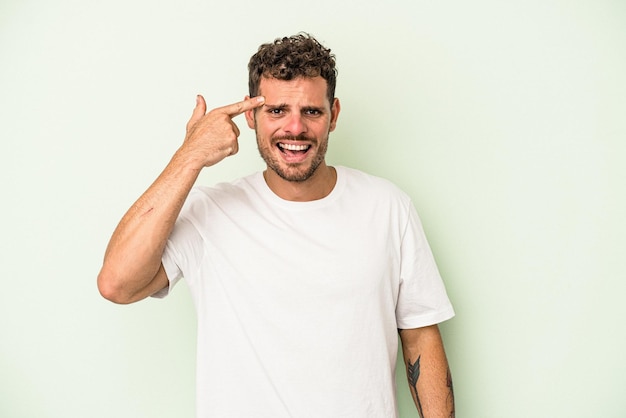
278, 143, 310, 151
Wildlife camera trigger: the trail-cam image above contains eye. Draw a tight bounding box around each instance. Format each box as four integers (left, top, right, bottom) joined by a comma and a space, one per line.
304, 108, 322, 117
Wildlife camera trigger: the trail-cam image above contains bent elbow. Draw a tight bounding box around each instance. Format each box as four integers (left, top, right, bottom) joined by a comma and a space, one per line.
97, 269, 134, 305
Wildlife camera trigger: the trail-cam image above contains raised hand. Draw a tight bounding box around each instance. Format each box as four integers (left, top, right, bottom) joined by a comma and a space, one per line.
178, 94, 266, 170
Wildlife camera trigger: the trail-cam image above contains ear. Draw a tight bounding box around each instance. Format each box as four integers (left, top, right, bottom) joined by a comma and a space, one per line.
244, 95, 256, 129
329, 98, 341, 132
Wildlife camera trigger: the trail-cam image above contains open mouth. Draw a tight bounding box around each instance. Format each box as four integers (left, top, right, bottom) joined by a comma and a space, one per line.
277, 142, 311, 154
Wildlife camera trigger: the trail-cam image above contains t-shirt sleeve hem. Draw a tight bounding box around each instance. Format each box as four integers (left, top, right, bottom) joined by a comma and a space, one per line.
150, 251, 183, 299
396, 305, 455, 330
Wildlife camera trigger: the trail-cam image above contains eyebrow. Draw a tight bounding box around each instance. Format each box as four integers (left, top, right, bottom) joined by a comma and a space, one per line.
265, 103, 288, 109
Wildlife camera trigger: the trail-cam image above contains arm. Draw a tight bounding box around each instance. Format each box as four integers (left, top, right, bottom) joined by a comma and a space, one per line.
97, 95, 265, 304
399, 325, 455, 418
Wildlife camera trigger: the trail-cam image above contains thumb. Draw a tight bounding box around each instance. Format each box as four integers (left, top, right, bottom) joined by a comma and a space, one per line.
186, 94, 207, 131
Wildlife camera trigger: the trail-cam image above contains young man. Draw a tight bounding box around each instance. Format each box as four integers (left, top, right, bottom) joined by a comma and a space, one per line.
98, 33, 455, 417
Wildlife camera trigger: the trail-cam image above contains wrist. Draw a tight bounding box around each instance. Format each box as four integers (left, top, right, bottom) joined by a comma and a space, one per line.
171, 146, 206, 173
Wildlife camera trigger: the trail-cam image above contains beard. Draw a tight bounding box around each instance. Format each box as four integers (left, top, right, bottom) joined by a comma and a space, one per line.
256, 132, 329, 183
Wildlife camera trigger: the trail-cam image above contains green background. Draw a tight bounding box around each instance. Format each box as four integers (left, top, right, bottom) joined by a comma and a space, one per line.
1, 0, 625, 416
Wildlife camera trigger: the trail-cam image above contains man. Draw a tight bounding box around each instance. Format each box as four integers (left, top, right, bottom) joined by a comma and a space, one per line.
98, 33, 455, 417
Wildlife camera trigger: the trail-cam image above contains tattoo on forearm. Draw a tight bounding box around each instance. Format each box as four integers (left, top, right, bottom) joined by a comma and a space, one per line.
407, 355, 423, 417
447, 367, 455, 417
399, 329, 455, 417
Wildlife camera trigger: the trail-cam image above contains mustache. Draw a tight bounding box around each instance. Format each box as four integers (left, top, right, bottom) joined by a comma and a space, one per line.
272, 134, 314, 142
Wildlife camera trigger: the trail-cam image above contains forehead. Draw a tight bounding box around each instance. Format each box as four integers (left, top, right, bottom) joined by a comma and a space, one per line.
258, 76, 330, 106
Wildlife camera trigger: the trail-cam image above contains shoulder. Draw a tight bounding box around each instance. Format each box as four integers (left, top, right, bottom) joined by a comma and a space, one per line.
192, 172, 260, 198
182, 172, 262, 214
337, 166, 411, 203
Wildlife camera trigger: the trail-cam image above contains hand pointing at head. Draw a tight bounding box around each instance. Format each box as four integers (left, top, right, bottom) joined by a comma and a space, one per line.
177, 95, 265, 170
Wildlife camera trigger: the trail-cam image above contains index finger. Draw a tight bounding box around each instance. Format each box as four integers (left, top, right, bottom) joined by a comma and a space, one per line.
218, 96, 266, 117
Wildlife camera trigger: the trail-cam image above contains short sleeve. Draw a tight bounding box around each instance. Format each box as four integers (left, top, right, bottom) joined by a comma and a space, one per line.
150, 239, 184, 299
150, 192, 207, 298
396, 202, 455, 329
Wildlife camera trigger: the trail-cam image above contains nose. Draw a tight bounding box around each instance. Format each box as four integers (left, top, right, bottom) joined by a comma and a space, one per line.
282, 113, 307, 136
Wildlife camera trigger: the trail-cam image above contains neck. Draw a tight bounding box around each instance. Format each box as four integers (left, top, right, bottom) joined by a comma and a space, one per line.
263, 164, 337, 202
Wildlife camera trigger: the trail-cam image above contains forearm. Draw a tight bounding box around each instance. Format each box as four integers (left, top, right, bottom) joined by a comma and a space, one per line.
97, 95, 266, 303
399, 325, 455, 418
97, 150, 201, 303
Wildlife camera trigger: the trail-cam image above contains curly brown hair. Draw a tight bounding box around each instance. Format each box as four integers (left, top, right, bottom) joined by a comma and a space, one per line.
248, 33, 337, 104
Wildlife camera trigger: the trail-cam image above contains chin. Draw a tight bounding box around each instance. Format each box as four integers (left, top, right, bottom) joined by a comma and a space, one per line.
273, 166, 317, 182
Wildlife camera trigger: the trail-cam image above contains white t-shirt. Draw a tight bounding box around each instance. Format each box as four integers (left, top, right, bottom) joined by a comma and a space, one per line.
158, 166, 454, 417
